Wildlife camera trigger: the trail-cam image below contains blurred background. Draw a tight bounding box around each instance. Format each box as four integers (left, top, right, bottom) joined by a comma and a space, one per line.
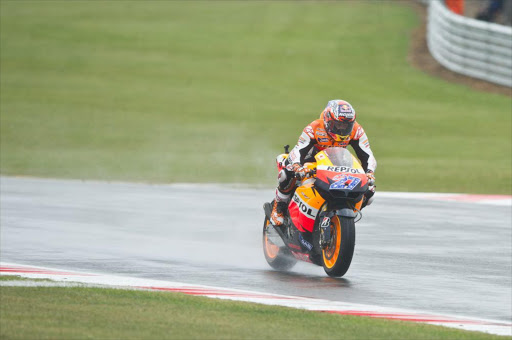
1, 0, 510, 194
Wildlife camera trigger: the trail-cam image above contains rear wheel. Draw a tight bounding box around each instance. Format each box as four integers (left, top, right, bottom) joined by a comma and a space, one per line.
322, 215, 355, 277
262, 217, 297, 271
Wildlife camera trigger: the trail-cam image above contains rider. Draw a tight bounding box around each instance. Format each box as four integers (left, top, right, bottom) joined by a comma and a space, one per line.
270, 99, 377, 226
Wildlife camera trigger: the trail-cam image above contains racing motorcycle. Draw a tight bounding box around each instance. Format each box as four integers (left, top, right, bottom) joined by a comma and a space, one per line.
263, 146, 368, 277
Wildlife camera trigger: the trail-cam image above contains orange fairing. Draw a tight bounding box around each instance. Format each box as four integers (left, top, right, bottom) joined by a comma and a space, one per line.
288, 148, 366, 232
288, 183, 325, 233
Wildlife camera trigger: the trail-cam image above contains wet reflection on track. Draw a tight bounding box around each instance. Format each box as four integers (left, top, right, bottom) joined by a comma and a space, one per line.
1, 177, 510, 322
263, 270, 352, 289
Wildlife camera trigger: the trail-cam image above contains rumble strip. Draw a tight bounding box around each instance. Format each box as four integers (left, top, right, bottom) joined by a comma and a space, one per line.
1, 263, 510, 336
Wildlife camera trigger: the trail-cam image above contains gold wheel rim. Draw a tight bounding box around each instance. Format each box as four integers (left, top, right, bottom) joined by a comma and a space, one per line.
323, 216, 341, 268
264, 220, 280, 259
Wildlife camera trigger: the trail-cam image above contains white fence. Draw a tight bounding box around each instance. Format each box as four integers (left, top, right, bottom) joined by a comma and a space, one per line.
427, 0, 512, 87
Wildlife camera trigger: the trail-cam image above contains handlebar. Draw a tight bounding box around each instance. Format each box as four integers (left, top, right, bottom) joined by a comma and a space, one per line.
294, 169, 317, 180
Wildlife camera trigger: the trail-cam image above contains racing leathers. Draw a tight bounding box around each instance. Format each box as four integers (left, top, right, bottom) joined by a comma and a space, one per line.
270, 118, 377, 226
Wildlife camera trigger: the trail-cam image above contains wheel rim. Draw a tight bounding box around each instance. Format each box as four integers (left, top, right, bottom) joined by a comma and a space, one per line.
264, 220, 280, 259
323, 216, 341, 268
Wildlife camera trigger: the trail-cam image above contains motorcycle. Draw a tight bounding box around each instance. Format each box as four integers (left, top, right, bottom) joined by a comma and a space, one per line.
263, 146, 368, 277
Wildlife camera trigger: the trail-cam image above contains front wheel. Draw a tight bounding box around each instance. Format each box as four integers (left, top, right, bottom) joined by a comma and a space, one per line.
322, 215, 355, 277
262, 217, 297, 271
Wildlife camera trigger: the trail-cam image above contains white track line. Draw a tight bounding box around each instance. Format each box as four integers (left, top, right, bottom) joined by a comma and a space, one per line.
2, 176, 511, 206
375, 192, 512, 206
1, 263, 510, 336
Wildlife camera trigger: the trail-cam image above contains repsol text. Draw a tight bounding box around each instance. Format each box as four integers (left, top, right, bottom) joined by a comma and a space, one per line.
293, 194, 316, 218
322, 166, 363, 174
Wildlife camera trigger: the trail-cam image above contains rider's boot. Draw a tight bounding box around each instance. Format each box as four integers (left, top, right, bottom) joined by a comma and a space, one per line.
270, 200, 287, 226
270, 189, 290, 226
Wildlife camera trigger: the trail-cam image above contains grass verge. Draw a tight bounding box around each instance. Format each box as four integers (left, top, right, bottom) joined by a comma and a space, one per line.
1, 1, 510, 193
0, 275, 52, 282
0, 285, 508, 340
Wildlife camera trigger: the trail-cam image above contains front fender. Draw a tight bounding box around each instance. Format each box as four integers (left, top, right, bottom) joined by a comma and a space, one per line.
336, 208, 357, 218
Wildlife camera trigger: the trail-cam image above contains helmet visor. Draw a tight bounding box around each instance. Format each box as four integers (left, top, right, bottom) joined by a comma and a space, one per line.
329, 120, 354, 137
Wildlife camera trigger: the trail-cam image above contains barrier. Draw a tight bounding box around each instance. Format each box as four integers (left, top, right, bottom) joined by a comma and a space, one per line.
426, 0, 512, 87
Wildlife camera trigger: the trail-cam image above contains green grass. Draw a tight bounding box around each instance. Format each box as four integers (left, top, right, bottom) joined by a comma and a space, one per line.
1, 1, 511, 193
1, 285, 509, 340
0, 275, 51, 282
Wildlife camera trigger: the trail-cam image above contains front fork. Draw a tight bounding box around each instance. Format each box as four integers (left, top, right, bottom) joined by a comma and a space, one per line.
319, 211, 335, 249
318, 203, 357, 249
318, 203, 334, 249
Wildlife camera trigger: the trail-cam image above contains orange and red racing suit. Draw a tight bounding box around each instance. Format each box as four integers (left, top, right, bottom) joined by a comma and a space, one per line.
276, 118, 377, 201
288, 118, 376, 172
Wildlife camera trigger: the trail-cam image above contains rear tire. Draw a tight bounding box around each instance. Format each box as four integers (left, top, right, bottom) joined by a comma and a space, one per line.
262, 217, 297, 271
322, 215, 355, 277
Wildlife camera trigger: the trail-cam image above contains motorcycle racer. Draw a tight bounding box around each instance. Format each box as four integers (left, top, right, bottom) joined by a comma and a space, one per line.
270, 99, 377, 226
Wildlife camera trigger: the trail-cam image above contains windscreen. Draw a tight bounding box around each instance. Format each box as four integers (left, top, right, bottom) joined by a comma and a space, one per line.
323, 147, 354, 167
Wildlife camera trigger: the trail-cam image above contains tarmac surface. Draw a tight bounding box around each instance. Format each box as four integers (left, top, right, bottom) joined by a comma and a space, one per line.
1, 176, 511, 323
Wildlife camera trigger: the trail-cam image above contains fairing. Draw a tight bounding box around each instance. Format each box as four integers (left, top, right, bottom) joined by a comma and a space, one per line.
288, 148, 367, 233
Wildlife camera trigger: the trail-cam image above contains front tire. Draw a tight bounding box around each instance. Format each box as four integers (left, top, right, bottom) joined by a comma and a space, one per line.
322, 215, 355, 277
262, 217, 297, 271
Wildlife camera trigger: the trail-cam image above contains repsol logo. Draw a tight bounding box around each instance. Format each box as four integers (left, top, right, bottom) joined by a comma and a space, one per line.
318, 165, 363, 174
293, 194, 315, 218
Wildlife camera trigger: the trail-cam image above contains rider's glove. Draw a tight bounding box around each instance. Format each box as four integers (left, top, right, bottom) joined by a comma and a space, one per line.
366, 170, 376, 187
292, 163, 313, 180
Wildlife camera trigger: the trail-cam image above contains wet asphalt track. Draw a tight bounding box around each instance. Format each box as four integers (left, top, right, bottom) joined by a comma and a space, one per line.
1, 176, 511, 323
